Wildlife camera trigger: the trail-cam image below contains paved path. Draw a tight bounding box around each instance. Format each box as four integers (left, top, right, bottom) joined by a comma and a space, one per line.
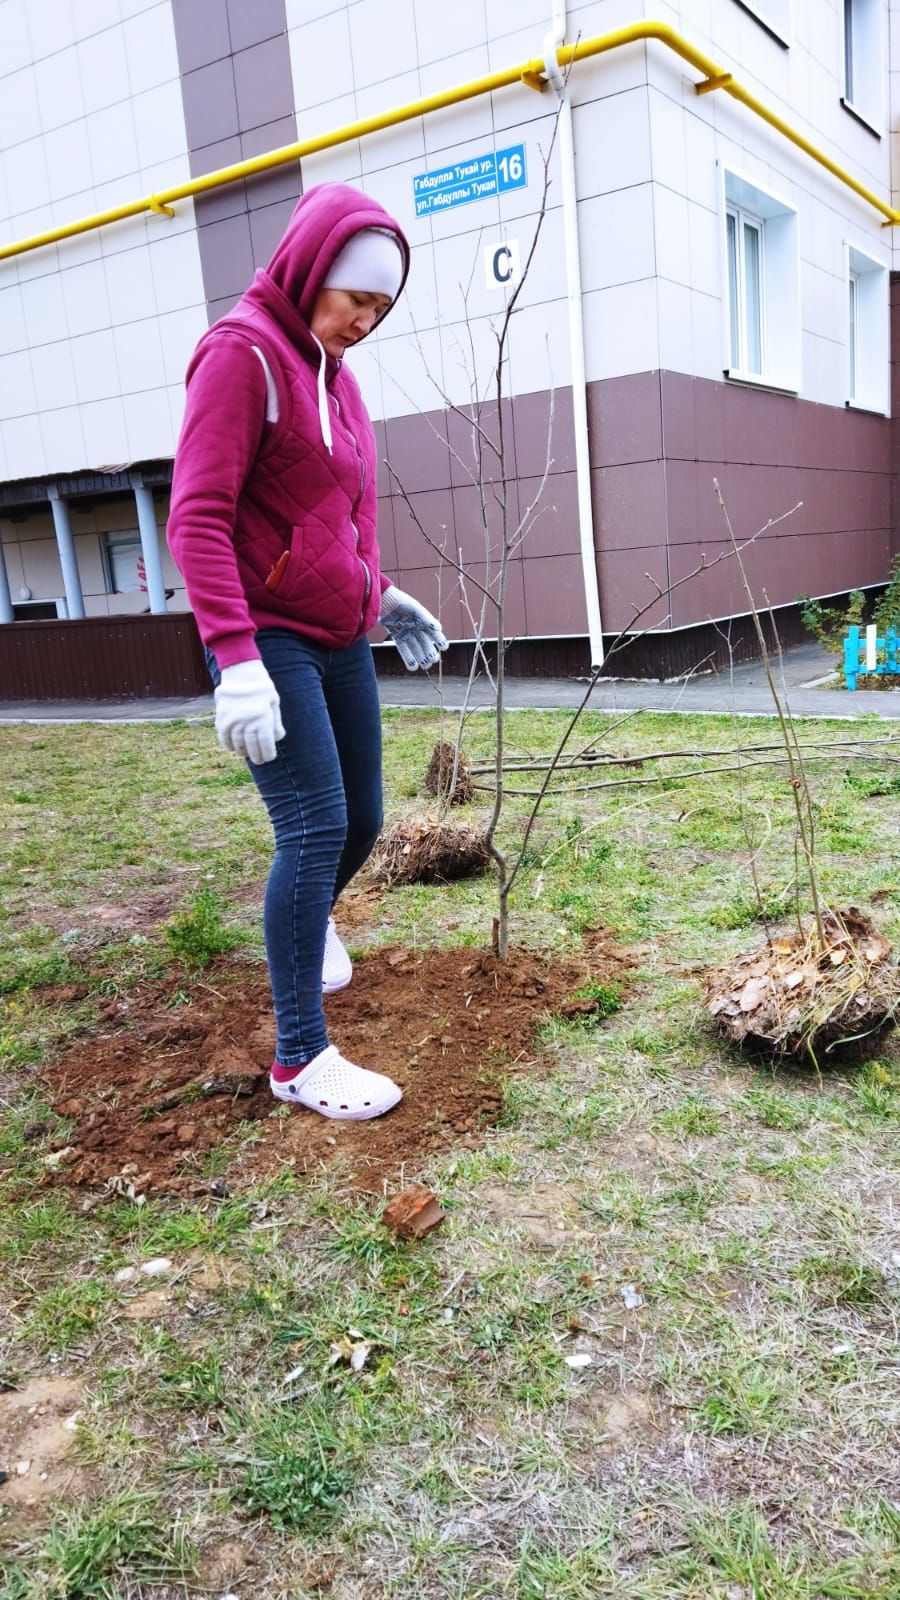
2, 642, 899, 723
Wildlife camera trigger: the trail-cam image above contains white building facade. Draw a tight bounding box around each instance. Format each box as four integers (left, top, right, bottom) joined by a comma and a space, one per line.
1, 0, 898, 692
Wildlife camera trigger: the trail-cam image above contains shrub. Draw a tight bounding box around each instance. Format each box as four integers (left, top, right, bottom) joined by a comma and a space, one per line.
163, 888, 240, 968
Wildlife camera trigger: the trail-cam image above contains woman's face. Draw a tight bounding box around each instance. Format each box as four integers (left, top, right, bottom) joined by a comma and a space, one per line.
310, 288, 392, 357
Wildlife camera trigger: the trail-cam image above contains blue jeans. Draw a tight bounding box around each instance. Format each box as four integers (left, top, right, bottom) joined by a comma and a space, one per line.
208, 630, 383, 1066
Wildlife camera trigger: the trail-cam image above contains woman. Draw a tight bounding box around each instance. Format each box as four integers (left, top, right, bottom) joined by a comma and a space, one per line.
168, 183, 447, 1122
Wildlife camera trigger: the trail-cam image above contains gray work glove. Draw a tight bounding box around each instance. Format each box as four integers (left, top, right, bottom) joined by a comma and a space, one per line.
214, 659, 285, 765
379, 584, 448, 672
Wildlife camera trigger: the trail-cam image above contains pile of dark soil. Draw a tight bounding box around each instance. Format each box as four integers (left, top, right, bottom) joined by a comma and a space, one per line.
35, 933, 631, 1196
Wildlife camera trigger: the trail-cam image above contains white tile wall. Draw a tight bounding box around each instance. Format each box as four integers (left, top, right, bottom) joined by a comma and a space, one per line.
438, 312, 500, 407
571, 89, 652, 196
31, 341, 79, 410
71, 330, 120, 404
654, 184, 691, 287
72, 0, 123, 37
0, 287, 27, 356
690, 285, 725, 379
377, 325, 444, 414
343, 340, 385, 418
44, 122, 94, 200
0, 351, 37, 419
507, 296, 571, 395
4, 139, 52, 215
61, 260, 112, 337
21, 275, 69, 345
414, 0, 486, 66
358, 72, 425, 174
0, 0, 33, 77
289, 11, 357, 109
104, 248, 157, 324
349, 0, 419, 89
32, 0, 78, 54
80, 396, 129, 464
286, 0, 347, 22
3, 414, 45, 477
40, 404, 87, 470
0, 68, 42, 149
579, 184, 655, 292
158, 307, 209, 387
114, 319, 167, 392
34, 46, 87, 130
123, 3, 181, 95
88, 102, 140, 185
133, 81, 189, 167
420, 47, 494, 155
656, 276, 694, 372
385, 241, 439, 337
123, 385, 174, 457
583, 278, 660, 380
148, 231, 207, 316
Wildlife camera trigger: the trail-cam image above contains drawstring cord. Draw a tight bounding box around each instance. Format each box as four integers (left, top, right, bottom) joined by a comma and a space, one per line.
310, 331, 333, 455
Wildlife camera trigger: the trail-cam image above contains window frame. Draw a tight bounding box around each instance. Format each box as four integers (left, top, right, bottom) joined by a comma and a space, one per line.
721, 165, 801, 394
844, 240, 889, 415
102, 530, 145, 596
841, 0, 883, 135
726, 202, 766, 379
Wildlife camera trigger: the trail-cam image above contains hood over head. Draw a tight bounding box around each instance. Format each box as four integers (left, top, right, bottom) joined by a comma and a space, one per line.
265, 182, 410, 331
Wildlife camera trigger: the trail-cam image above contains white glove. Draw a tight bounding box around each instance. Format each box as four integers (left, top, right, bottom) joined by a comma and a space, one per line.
214, 659, 285, 765
379, 584, 449, 672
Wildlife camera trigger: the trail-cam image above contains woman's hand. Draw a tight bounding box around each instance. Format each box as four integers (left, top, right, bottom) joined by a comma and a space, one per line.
214, 660, 285, 765
379, 585, 448, 671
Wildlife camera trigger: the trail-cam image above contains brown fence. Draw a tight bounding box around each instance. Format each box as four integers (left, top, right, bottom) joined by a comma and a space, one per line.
0, 614, 210, 701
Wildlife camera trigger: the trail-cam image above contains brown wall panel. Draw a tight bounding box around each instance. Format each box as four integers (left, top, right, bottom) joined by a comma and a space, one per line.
170, 0, 302, 325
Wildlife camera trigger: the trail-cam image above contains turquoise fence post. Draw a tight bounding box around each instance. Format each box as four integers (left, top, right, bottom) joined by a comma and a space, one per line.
886, 627, 899, 677
844, 625, 859, 690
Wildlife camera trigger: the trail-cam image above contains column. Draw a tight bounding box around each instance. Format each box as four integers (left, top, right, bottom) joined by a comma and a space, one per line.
0, 534, 13, 623
130, 474, 168, 615
47, 485, 85, 619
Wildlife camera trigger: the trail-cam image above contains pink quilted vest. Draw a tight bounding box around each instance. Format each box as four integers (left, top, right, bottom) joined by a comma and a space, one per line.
168, 185, 410, 668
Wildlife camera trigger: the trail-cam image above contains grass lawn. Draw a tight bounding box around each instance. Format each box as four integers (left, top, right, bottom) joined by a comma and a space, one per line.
1, 705, 898, 1599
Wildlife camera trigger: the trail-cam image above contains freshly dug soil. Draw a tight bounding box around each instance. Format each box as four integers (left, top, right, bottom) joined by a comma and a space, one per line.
37, 934, 631, 1196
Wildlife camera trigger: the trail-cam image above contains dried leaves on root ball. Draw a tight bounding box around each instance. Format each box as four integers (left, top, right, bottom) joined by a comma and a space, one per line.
705, 907, 900, 1062
423, 740, 474, 805
372, 812, 491, 886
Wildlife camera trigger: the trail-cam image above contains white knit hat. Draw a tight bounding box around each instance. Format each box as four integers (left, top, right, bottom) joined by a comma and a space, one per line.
324, 226, 404, 301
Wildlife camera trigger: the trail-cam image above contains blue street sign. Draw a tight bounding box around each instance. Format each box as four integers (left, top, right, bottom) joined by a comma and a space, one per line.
413, 143, 527, 218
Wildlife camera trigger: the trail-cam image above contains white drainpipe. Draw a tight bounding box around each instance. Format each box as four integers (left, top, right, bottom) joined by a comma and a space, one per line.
543, 9, 605, 669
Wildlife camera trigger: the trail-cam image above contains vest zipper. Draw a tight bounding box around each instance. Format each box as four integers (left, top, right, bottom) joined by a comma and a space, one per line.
332, 392, 371, 628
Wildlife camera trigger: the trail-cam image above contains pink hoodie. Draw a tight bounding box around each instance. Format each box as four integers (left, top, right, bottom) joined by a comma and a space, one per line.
167, 184, 410, 668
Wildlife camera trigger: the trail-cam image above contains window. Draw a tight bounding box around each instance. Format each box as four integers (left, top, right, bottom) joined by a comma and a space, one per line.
103, 531, 145, 594
723, 169, 800, 391
843, 0, 882, 129
735, 1, 791, 46
846, 243, 888, 412
726, 205, 764, 375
